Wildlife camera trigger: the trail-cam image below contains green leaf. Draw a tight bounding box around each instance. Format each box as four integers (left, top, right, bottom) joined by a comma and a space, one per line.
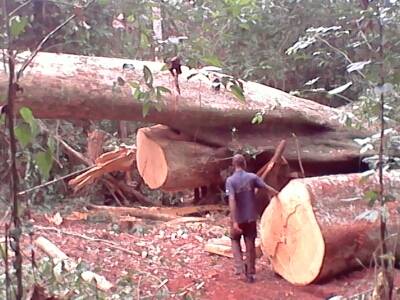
10, 16, 28, 38
15, 123, 32, 148
140, 32, 150, 49
34, 149, 53, 180
128, 82, 140, 89
133, 88, 142, 101
97, 0, 109, 6
129, 82, 142, 101
143, 66, 153, 87
364, 190, 378, 207
142, 102, 151, 118
155, 87, 161, 100
47, 137, 56, 153
160, 64, 169, 72
156, 86, 171, 94
202, 55, 223, 67
19, 107, 39, 138
230, 83, 245, 103
251, 113, 263, 124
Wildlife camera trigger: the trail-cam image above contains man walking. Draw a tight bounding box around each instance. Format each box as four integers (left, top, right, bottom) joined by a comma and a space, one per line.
225, 154, 278, 283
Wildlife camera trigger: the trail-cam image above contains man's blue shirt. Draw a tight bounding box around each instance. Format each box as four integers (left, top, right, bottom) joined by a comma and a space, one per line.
225, 170, 267, 223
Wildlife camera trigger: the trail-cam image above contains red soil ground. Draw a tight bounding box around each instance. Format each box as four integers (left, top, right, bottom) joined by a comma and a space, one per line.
16, 212, 399, 300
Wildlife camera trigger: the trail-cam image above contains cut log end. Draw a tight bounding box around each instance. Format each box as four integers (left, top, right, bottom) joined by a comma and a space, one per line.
260, 181, 325, 285
136, 127, 168, 189
136, 125, 230, 191
260, 171, 400, 286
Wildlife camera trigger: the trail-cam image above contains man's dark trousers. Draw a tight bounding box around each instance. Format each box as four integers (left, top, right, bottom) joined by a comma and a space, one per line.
230, 221, 257, 276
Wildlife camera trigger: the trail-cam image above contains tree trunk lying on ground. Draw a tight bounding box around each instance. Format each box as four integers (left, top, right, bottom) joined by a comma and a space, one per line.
260, 171, 400, 286
0, 51, 371, 181
136, 125, 231, 191
88, 203, 227, 221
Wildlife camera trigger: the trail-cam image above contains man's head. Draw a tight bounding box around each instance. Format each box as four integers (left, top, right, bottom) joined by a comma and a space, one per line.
232, 154, 246, 170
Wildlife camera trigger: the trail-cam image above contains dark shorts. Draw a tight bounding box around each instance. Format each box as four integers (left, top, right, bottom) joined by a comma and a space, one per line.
230, 221, 257, 241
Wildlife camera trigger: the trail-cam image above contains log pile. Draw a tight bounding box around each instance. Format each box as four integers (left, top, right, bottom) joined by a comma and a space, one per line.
0, 51, 373, 186
3, 51, 397, 285
260, 171, 400, 285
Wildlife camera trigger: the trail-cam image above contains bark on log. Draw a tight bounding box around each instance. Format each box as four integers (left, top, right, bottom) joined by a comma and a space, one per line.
136, 124, 231, 191
260, 171, 400, 286
88, 204, 227, 221
0, 51, 370, 171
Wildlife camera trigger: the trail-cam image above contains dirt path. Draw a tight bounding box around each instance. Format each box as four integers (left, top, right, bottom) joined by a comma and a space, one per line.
13, 212, 399, 299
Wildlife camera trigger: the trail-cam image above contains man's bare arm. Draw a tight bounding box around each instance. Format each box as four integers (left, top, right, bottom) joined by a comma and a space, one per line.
229, 194, 237, 222
255, 176, 279, 195
229, 195, 242, 233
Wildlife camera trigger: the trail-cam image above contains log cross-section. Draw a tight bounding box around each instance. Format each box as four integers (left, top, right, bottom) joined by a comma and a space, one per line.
260, 171, 400, 285
136, 125, 230, 191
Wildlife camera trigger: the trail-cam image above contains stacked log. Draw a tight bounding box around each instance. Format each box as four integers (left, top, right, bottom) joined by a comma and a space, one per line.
0, 51, 372, 183
136, 125, 230, 191
260, 171, 400, 285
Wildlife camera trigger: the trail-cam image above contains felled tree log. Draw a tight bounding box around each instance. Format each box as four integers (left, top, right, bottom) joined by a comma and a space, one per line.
136, 125, 231, 191
0, 51, 370, 173
260, 171, 400, 286
88, 203, 227, 221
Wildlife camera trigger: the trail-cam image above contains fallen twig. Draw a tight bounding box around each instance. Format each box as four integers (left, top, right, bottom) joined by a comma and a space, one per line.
0, 208, 10, 227
137, 276, 142, 300
17, 166, 92, 196
152, 278, 169, 298
34, 236, 113, 291
34, 225, 140, 256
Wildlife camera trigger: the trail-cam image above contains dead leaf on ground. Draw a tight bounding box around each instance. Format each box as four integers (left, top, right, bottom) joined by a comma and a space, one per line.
65, 211, 89, 221
45, 212, 63, 226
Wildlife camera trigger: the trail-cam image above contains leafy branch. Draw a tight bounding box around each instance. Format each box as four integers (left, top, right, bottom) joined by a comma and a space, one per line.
120, 65, 171, 117
186, 66, 246, 103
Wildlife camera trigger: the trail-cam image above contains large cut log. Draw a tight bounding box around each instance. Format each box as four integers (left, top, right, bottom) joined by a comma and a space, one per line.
260, 171, 400, 286
136, 124, 231, 191
0, 51, 370, 171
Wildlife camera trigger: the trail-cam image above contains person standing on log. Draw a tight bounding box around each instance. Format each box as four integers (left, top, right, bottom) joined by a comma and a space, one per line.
225, 154, 278, 283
